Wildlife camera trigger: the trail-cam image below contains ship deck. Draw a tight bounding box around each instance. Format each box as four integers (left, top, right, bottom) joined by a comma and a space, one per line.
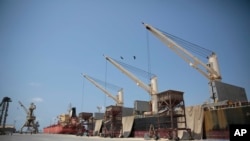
0, 133, 229, 141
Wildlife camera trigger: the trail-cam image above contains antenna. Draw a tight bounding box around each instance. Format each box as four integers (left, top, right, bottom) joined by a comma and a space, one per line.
68, 103, 72, 114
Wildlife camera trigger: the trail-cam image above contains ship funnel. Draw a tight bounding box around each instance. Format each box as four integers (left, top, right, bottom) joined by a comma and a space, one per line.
70, 107, 77, 118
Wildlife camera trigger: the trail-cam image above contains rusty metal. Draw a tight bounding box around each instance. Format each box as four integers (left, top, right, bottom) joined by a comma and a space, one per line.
18, 101, 38, 134
77, 112, 93, 136
156, 90, 192, 140
102, 105, 122, 137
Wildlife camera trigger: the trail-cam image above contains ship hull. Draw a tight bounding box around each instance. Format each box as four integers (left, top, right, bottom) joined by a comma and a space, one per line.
129, 104, 250, 140
130, 105, 250, 140
131, 115, 177, 138
43, 105, 250, 140
43, 124, 78, 134
203, 105, 250, 139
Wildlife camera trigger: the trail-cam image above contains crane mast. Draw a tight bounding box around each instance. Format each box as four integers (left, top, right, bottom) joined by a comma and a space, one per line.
0, 97, 12, 132
104, 55, 159, 114
82, 74, 123, 106
143, 23, 221, 81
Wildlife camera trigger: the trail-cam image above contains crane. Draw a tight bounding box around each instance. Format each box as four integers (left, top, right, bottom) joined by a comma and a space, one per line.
18, 101, 29, 114
82, 74, 124, 107
18, 101, 38, 134
143, 22, 222, 102
143, 23, 221, 81
104, 55, 159, 114
0, 97, 12, 134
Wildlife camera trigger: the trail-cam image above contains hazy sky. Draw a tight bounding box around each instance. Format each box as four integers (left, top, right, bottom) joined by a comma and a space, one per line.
1, 0, 249, 130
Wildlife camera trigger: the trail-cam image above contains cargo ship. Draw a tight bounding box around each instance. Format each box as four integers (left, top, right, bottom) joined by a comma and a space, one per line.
93, 90, 193, 140
92, 89, 250, 140
202, 101, 250, 139
43, 23, 250, 140
43, 107, 79, 134
42, 89, 250, 140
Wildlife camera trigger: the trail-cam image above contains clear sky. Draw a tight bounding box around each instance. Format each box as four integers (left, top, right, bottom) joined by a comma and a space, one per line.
1, 0, 249, 131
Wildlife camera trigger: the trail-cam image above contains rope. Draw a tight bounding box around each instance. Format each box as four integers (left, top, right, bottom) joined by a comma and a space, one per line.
114, 58, 156, 82
157, 28, 213, 59
81, 78, 85, 112
146, 30, 152, 84
146, 30, 152, 101
88, 75, 122, 92
104, 60, 107, 107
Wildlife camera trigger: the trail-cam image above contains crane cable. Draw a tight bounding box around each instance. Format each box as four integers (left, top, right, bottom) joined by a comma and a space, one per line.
146, 29, 152, 99
87, 75, 122, 92
114, 58, 156, 83
104, 60, 108, 108
81, 78, 85, 112
146, 30, 152, 85
158, 28, 214, 59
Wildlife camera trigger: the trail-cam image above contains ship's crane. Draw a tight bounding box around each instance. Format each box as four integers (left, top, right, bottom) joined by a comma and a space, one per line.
143, 23, 222, 102
0, 97, 12, 134
18, 101, 38, 134
104, 55, 159, 114
82, 74, 124, 107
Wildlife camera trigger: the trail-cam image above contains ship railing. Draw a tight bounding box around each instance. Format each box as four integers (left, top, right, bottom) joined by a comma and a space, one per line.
203, 100, 250, 110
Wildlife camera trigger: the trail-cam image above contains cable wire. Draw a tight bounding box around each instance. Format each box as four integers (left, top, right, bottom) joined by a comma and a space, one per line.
157, 28, 213, 59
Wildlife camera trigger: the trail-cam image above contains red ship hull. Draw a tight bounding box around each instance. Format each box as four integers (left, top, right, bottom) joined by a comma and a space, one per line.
43, 124, 78, 134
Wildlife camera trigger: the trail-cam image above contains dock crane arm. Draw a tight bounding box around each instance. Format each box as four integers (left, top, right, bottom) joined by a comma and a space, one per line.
143, 23, 221, 81
82, 74, 123, 106
104, 55, 159, 114
104, 55, 153, 95
18, 101, 29, 114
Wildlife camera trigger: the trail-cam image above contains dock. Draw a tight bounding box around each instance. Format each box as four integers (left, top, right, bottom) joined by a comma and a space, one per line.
0, 133, 229, 141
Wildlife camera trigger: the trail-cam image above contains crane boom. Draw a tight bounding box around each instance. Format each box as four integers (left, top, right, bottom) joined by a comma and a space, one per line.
104, 55, 159, 114
143, 23, 221, 81
105, 55, 154, 94
82, 74, 123, 106
18, 101, 29, 114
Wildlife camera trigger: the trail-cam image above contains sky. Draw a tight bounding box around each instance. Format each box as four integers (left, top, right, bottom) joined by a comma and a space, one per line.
0, 0, 249, 131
